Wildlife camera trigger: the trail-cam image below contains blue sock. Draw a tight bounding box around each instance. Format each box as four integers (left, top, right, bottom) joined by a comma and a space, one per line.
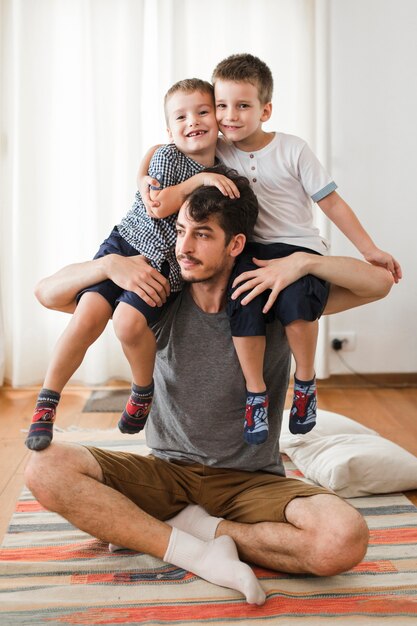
244, 390, 269, 445
289, 376, 317, 434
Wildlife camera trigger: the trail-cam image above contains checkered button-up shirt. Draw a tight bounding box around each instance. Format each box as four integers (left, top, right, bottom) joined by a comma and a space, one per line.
117, 144, 205, 291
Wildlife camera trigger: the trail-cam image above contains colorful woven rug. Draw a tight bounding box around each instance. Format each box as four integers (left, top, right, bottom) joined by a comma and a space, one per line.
1, 431, 417, 625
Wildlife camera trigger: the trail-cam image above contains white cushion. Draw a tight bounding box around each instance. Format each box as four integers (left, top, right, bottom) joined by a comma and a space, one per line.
280, 410, 417, 497
280, 408, 378, 440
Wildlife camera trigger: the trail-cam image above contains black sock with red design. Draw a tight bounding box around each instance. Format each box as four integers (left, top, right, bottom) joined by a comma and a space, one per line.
25, 388, 60, 451
118, 381, 154, 434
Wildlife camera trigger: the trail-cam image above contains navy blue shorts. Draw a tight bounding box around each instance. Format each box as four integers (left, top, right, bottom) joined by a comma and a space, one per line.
227, 242, 330, 337
77, 226, 177, 325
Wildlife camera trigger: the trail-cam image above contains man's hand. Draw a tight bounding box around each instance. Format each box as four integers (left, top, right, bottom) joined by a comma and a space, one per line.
231, 253, 310, 313
104, 254, 170, 306
362, 247, 402, 284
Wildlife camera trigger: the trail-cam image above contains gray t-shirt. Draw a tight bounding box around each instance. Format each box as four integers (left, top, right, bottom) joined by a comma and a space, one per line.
147, 286, 291, 475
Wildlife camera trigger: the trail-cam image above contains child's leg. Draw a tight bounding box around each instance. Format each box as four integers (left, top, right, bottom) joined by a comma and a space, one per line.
112, 302, 156, 434
26, 293, 113, 451
285, 319, 318, 434
233, 336, 269, 445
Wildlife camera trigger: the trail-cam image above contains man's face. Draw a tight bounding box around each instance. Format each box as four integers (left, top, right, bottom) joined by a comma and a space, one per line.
175, 203, 238, 284
214, 79, 271, 145
166, 90, 219, 159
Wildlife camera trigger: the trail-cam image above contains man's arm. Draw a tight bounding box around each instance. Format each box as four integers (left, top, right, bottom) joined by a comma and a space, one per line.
231, 252, 394, 315
35, 255, 170, 314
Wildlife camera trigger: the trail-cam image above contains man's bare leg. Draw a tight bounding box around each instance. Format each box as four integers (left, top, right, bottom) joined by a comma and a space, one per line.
24, 445, 265, 604
110, 504, 224, 551
216, 493, 369, 576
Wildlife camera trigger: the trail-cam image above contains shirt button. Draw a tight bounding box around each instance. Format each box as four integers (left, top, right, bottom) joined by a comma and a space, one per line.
252, 178, 257, 183
250, 154, 254, 158
251, 166, 255, 170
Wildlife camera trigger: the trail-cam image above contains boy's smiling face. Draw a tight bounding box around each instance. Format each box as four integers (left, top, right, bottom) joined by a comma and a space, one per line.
214, 80, 272, 150
166, 90, 219, 164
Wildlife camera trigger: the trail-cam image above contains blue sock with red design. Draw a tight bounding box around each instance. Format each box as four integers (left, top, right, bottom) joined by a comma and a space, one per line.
289, 376, 317, 434
244, 390, 269, 445
25, 388, 60, 451
118, 381, 154, 434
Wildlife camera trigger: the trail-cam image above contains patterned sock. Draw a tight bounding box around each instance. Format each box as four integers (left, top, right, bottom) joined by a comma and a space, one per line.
25, 388, 60, 451
118, 381, 154, 434
289, 375, 317, 434
244, 390, 269, 445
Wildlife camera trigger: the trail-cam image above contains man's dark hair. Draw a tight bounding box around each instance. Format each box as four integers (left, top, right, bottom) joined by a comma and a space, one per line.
185, 166, 258, 244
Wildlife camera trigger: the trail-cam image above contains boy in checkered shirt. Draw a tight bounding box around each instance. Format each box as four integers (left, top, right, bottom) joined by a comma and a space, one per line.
26, 78, 240, 451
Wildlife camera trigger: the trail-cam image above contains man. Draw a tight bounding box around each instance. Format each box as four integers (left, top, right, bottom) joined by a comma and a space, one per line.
26, 172, 393, 605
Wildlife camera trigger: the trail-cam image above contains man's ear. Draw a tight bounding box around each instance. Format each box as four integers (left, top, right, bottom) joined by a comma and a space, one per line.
229, 233, 246, 258
261, 102, 272, 123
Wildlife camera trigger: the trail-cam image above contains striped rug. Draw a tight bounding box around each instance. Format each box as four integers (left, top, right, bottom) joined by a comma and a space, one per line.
1, 432, 417, 625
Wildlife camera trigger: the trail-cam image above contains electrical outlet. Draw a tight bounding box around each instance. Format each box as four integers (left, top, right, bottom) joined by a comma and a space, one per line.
329, 331, 357, 352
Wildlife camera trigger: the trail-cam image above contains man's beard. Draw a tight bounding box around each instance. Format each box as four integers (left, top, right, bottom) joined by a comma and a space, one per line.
178, 254, 220, 284
177, 254, 225, 284
181, 274, 209, 284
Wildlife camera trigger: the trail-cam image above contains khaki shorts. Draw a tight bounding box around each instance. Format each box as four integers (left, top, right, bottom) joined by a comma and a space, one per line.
87, 447, 330, 524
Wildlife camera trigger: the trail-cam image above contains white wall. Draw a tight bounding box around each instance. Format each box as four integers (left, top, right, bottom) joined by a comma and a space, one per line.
326, 0, 417, 374
1, 0, 415, 383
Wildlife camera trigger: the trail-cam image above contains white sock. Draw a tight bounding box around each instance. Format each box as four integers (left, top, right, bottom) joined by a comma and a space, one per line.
166, 504, 223, 541
164, 527, 266, 605
109, 542, 126, 552
109, 504, 222, 552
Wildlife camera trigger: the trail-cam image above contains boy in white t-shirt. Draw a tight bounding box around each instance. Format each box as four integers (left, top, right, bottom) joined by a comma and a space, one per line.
210, 53, 401, 443
138, 55, 401, 446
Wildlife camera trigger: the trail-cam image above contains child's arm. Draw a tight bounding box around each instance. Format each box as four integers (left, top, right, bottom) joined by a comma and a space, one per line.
318, 191, 402, 283
137, 145, 163, 216
148, 171, 240, 219
137, 146, 240, 219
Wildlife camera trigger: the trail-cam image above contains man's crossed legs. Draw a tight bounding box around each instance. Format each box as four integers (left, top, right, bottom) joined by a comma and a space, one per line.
24, 445, 369, 605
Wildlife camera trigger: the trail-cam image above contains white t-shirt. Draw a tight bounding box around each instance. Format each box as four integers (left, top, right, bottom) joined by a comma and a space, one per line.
216, 133, 337, 254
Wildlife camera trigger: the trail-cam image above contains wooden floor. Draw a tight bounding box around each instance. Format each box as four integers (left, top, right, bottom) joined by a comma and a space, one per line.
1, 379, 417, 543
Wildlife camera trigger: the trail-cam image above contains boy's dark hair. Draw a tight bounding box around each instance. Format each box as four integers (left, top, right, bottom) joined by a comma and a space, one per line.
164, 78, 214, 122
212, 53, 273, 104
185, 166, 258, 244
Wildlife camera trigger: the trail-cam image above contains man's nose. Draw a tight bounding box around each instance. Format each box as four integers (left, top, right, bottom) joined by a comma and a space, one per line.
177, 231, 193, 254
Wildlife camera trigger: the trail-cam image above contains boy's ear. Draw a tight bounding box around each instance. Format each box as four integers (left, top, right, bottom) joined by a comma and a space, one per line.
229, 233, 246, 258
167, 127, 173, 142
261, 102, 272, 123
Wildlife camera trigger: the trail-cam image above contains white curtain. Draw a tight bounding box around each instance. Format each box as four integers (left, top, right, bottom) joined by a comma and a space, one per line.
0, 0, 329, 386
